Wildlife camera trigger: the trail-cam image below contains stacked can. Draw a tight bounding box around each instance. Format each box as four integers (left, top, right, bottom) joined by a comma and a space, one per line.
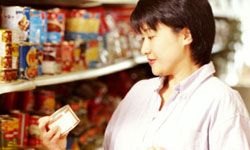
60, 41, 75, 72
28, 115, 41, 147
0, 30, 19, 82
0, 115, 19, 149
42, 42, 60, 74
11, 111, 30, 147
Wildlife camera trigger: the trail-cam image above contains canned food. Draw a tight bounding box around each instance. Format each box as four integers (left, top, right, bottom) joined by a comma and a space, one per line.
0, 30, 12, 43
61, 41, 74, 72
0, 116, 18, 149
19, 43, 38, 79
12, 43, 19, 70
0, 56, 12, 69
73, 41, 87, 71
42, 43, 60, 74
28, 115, 41, 147
0, 69, 18, 82
0, 42, 13, 57
36, 90, 56, 115
1, 6, 30, 43
36, 45, 44, 75
11, 111, 30, 147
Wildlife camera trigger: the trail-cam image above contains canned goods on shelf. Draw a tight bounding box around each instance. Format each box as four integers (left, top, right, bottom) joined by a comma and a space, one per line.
0, 42, 13, 57
0, 69, 18, 83
42, 42, 60, 74
0, 30, 12, 43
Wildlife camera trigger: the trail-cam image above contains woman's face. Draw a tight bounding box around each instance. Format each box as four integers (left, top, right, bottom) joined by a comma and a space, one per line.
140, 23, 188, 76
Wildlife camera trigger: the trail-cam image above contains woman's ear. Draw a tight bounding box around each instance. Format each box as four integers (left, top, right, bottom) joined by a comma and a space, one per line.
181, 28, 193, 45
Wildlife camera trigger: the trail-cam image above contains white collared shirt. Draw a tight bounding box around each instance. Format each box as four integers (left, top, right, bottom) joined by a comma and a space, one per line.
104, 62, 250, 150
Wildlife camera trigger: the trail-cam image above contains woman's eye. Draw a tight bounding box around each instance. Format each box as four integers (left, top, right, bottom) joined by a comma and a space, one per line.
141, 37, 145, 42
148, 36, 155, 40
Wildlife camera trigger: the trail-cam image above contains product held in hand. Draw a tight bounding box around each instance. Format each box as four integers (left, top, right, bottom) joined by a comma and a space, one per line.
48, 105, 80, 135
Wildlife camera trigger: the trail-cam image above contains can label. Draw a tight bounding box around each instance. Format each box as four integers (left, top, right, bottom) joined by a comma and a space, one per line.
0, 30, 12, 43
28, 115, 41, 147
0, 69, 18, 82
36, 45, 44, 75
12, 43, 19, 70
36, 90, 56, 115
0, 56, 12, 69
11, 111, 30, 147
61, 41, 74, 72
19, 44, 38, 79
42, 43, 60, 74
0, 43, 12, 57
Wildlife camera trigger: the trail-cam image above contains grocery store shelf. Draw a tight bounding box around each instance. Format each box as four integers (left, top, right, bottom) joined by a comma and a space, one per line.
35, 58, 139, 86
0, 81, 36, 95
0, 56, 147, 94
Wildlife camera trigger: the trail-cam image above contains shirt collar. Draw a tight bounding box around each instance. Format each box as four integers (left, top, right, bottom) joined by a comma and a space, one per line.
155, 61, 215, 98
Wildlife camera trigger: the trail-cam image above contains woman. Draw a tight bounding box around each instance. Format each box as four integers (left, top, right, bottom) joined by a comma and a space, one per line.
38, 0, 250, 149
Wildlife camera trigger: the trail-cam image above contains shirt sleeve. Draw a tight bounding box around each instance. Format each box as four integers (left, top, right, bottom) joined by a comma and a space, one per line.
209, 90, 250, 150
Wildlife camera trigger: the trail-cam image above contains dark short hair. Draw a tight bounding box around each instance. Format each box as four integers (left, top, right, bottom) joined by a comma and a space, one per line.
130, 0, 215, 65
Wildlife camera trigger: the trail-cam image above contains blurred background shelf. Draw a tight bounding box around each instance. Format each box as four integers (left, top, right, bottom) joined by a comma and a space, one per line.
0, 0, 137, 7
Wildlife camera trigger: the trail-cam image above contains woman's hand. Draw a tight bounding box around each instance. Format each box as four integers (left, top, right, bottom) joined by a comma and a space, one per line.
38, 116, 67, 150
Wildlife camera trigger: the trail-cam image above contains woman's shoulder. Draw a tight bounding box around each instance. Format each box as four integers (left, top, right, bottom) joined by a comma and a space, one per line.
200, 76, 236, 96
131, 77, 161, 91
197, 76, 249, 116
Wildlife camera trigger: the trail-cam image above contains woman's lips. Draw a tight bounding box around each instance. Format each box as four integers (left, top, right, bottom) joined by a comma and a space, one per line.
148, 59, 156, 65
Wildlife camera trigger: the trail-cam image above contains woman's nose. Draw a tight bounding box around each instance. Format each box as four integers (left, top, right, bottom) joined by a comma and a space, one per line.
140, 39, 150, 55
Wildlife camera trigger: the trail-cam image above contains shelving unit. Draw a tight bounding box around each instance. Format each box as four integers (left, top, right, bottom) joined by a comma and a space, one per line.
0, 56, 147, 94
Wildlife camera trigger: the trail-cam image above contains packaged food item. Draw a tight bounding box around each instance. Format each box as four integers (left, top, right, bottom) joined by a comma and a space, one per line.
47, 8, 66, 43
0, 56, 12, 69
29, 9, 47, 44
11, 110, 30, 147
28, 115, 41, 147
85, 39, 101, 68
42, 42, 60, 74
66, 9, 101, 40
0, 115, 18, 149
48, 105, 80, 135
18, 43, 38, 79
73, 40, 87, 71
60, 41, 74, 72
0, 69, 18, 82
1, 6, 30, 43
18, 90, 35, 113
0, 43, 12, 57
36, 44, 44, 75
0, 30, 12, 43
36, 89, 56, 115
12, 43, 19, 70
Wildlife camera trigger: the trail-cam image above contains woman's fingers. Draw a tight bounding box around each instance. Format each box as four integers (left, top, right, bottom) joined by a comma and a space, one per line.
50, 127, 61, 143
44, 126, 60, 141
38, 116, 50, 132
